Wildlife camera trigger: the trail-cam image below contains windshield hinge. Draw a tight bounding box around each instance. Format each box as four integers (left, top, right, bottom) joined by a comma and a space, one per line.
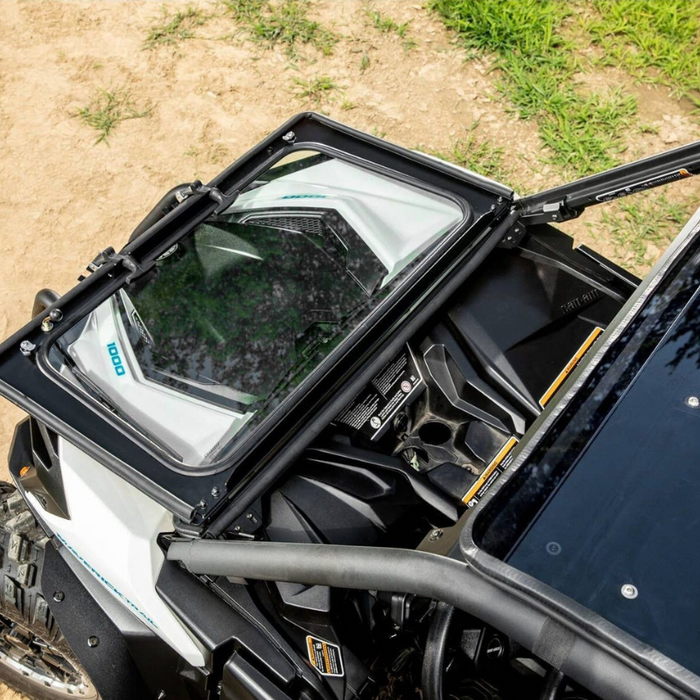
88, 247, 155, 283
177, 180, 239, 214
519, 199, 582, 226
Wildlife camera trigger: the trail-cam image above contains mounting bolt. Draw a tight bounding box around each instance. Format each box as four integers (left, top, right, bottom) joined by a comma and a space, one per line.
53, 591, 65, 602
41, 317, 54, 333
429, 529, 443, 542
233, 525, 241, 533
685, 396, 700, 409
19, 340, 36, 357
282, 131, 296, 144
621, 584, 638, 600
197, 499, 207, 510
49, 308, 63, 322
246, 512, 254, 520
551, 214, 559, 221
211, 487, 220, 498
87, 636, 100, 648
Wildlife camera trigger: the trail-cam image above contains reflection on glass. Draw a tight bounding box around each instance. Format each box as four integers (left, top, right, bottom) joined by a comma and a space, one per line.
51, 151, 464, 466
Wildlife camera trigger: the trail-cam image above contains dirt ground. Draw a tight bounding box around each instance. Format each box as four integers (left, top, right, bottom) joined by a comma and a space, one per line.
0, 2, 699, 697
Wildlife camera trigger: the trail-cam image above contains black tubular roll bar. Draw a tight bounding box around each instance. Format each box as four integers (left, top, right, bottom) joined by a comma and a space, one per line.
167, 540, 683, 700
519, 140, 700, 225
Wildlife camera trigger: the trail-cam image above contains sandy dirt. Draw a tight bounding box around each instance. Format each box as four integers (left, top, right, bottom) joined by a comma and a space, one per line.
0, 2, 699, 697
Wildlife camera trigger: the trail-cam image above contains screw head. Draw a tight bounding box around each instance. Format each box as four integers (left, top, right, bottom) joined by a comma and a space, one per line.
429, 529, 444, 542
621, 584, 638, 599
53, 591, 65, 602
282, 131, 296, 143
87, 636, 100, 648
197, 499, 207, 510
246, 512, 254, 520
211, 487, 220, 498
546, 541, 562, 556
49, 308, 63, 322
685, 396, 699, 409
41, 317, 54, 333
19, 340, 36, 357
233, 525, 241, 533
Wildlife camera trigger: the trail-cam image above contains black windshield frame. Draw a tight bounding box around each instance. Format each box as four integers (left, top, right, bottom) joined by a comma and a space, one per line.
0, 112, 511, 522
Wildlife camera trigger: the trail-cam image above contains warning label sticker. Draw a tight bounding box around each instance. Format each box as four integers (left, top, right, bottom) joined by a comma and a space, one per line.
463, 436, 518, 508
539, 326, 604, 408
306, 636, 344, 677
334, 346, 423, 440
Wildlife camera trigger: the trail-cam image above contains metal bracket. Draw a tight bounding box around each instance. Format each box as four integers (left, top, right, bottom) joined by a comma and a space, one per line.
519, 199, 582, 226
177, 180, 239, 215
88, 247, 155, 284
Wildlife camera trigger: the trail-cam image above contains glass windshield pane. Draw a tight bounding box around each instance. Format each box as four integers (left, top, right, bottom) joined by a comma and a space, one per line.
50, 151, 463, 467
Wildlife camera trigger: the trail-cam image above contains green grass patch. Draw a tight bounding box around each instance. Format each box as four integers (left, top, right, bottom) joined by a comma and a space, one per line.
366, 8, 416, 50
222, 0, 337, 56
429, 0, 638, 175
73, 88, 152, 144
426, 121, 510, 183
144, 6, 209, 49
598, 192, 689, 274
293, 75, 342, 103
586, 0, 700, 107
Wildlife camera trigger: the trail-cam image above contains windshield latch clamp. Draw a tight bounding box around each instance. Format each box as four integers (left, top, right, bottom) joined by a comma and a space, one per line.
88, 247, 154, 284
179, 180, 239, 214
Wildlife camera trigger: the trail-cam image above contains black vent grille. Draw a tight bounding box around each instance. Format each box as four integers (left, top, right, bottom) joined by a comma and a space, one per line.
245, 214, 326, 238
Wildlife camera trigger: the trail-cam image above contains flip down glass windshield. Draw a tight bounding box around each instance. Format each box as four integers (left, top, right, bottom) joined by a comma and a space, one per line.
48, 150, 464, 466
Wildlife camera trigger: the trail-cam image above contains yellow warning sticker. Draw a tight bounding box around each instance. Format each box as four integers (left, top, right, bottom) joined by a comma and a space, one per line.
306, 636, 344, 677
538, 326, 604, 409
462, 436, 519, 507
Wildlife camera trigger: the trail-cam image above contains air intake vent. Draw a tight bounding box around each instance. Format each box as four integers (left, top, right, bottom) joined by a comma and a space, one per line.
245, 214, 326, 238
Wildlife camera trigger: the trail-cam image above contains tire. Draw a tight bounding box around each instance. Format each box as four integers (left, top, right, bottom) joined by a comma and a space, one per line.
0, 483, 99, 699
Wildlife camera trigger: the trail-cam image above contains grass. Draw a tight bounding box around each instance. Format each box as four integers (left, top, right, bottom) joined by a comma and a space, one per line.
428, 0, 638, 175
222, 0, 337, 57
366, 8, 416, 50
598, 193, 689, 274
73, 88, 151, 144
426, 121, 510, 184
144, 6, 209, 49
292, 75, 341, 103
586, 0, 700, 107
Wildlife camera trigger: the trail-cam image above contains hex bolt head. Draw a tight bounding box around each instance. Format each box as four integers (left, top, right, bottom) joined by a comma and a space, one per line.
429, 529, 444, 542
282, 131, 296, 143
685, 396, 700, 409
19, 340, 36, 357
41, 317, 54, 333
87, 636, 100, 648
53, 591, 65, 602
621, 584, 638, 599
211, 487, 220, 498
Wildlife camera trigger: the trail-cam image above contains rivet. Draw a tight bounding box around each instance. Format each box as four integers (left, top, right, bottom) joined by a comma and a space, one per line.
87, 636, 100, 648
621, 584, 638, 599
546, 541, 562, 556
53, 591, 65, 602
49, 308, 63, 322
